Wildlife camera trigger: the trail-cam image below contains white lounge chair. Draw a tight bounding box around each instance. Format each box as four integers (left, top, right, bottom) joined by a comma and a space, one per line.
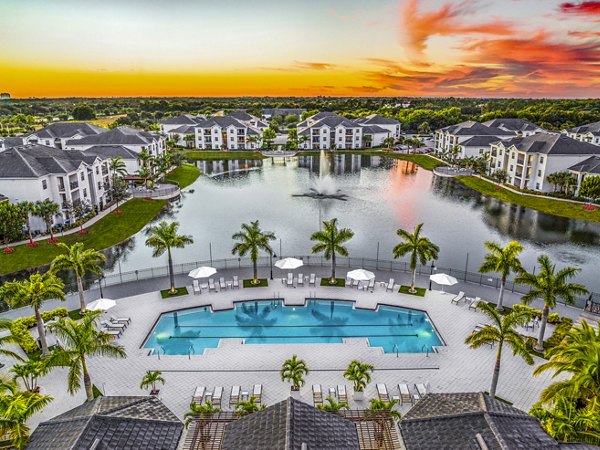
229, 385, 240, 406
208, 279, 216, 292
451, 291, 465, 304
386, 278, 395, 292
286, 273, 294, 287
376, 383, 389, 401
101, 320, 126, 331
297, 273, 304, 286
468, 297, 481, 311
193, 279, 201, 295
193, 386, 205, 404
366, 278, 375, 292
398, 383, 412, 405
109, 316, 131, 325
103, 329, 122, 338
309, 274, 316, 286
253, 384, 262, 404
345, 277, 352, 287
233, 275, 240, 289
337, 385, 348, 403
312, 384, 323, 406
328, 386, 336, 399
219, 277, 227, 290
212, 386, 223, 408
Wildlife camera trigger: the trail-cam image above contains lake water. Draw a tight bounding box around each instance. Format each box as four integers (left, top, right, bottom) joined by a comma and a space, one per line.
102, 154, 600, 293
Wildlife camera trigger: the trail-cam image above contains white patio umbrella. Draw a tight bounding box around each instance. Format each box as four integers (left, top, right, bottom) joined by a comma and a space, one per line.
429, 273, 458, 293
347, 269, 375, 281
86, 298, 116, 311
274, 257, 304, 270
188, 266, 217, 279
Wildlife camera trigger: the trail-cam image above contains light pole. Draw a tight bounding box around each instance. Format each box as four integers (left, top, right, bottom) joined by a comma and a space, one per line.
270, 253, 277, 280
428, 261, 436, 291
98, 274, 105, 298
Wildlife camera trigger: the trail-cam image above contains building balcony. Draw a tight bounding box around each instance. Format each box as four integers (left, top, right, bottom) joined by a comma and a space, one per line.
70, 181, 79, 190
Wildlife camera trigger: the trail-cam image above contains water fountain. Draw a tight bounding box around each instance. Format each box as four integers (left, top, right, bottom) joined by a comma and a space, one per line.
293, 150, 348, 200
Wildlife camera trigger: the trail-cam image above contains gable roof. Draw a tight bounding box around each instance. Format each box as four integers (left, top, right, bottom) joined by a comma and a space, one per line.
160, 114, 205, 125
356, 114, 400, 126
84, 145, 140, 160
262, 108, 305, 117
361, 124, 391, 134
167, 124, 197, 134
569, 155, 600, 175
65, 126, 160, 146
29, 122, 106, 140
460, 135, 502, 147
221, 397, 360, 450
400, 393, 570, 450
440, 121, 515, 137
0, 144, 97, 178
27, 396, 183, 450
500, 133, 600, 155
483, 118, 544, 132
566, 121, 600, 134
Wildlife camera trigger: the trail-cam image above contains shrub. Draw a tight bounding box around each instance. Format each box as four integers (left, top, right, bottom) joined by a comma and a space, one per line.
547, 313, 561, 324
9, 307, 69, 355
546, 318, 573, 348
513, 304, 540, 318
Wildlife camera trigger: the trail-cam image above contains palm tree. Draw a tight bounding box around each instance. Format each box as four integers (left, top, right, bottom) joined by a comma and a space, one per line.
298, 135, 310, 150
367, 398, 401, 445
51, 242, 106, 312
479, 241, 524, 311
137, 166, 151, 188
367, 398, 401, 420
234, 396, 265, 417
280, 355, 309, 391
0, 272, 65, 356
465, 302, 533, 397
383, 136, 395, 149
515, 255, 588, 351
392, 223, 439, 293
247, 135, 261, 150
317, 396, 348, 413
145, 221, 193, 294
343, 360, 374, 394
184, 400, 221, 449
231, 220, 275, 285
34, 199, 60, 241
47, 311, 126, 401
310, 218, 354, 284
140, 370, 165, 394
109, 156, 127, 182
18, 201, 36, 246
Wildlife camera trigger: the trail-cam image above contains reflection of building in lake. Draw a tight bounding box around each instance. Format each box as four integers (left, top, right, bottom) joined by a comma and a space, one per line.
297, 154, 389, 175
196, 159, 264, 177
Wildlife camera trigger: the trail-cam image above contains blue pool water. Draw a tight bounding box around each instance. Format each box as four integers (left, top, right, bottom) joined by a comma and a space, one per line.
144, 300, 443, 355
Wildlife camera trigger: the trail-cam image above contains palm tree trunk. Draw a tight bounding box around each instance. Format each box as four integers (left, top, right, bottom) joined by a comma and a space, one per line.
410, 268, 417, 293
497, 279, 506, 311
81, 357, 94, 401
490, 341, 503, 398
331, 251, 336, 283
47, 219, 54, 241
35, 308, 49, 356
536, 305, 549, 351
167, 247, 175, 293
27, 219, 33, 244
77, 275, 87, 311
253, 257, 258, 283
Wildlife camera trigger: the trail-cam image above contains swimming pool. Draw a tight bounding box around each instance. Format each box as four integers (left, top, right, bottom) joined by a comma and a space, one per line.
144, 300, 443, 355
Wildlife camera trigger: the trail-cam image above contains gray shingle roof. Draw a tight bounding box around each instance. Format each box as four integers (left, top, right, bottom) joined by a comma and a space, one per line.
221, 397, 360, 450
263, 108, 305, 117
27, 396, 183, 450
0, 137, 25, 149
460, 135, 503, 147
160, 114, 204, 125
168, 125, 196, 134
566, 121, 600, 134
357, 114, 400, 125
65, 126, 160, 146
483, 118, 544, 132
400, 393, 567, 450
501, 133, 600, 155
229, 110, 256, 121
29, 122, 106, 139
440, 121, 515, 136
84, 145, 140, 160
361, 124, 390, 134
569, 155, 600, 174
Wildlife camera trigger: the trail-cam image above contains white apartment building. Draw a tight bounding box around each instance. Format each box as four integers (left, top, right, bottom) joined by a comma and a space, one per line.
456, 136, 502, 159
159, 114, 206, 134
564, 121, 600, 146
434, 121, 515, 156
355, 114, 401, 140
24, 122, 106, 149
194, 115, 265, 150
489, 133, 600, 192
64, 126, 166, 157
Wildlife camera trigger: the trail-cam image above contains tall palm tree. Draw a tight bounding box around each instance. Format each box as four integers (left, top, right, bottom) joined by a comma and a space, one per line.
48, 311, 126, 401
465, 302, 533, 397
0, 272, 65, 356
18, 201, 36, 245
515, 255, 588, 351
51, 242, 106, 312
392, 223, 439, 293
34, 199, 60, 241
145, 221, 193, 294
317, 396, 348, 413
310, 218, 354, 284
343, 360, 374, 393
280, 355, 309, 391
234, 396, 265, 417
140, 370, 165, 394
479, 240, 524, 311
231, 220, 275, 285
109, 156, 127, 183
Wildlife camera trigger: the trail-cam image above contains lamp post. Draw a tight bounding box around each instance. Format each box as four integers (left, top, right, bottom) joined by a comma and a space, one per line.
98, 274, 105, 299
428, 261, 436, 291
270, 253, 277, 280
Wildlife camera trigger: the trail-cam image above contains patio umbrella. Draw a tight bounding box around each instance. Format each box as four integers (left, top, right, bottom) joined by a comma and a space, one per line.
429, 273, 458, 293
347, 269, 375, 281
188, 266, 217, 279
86, 298, 116, 311
274, 257, 304, 270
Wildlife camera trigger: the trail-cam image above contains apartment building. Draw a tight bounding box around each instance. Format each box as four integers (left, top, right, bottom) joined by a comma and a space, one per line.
64, 126, 166, 157
564, 121, 600, 146
434, 121, 515, 157
24, 122, 106, 149
194, 115, 264, 150
355, 114, 401, 140
159, 114, 206, 134
298, 114, 363, 150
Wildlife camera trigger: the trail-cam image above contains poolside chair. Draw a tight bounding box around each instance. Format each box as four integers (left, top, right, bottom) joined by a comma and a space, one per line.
103, 329, 122, 338
337, 385, 348, 403
229, 385, 240, 407
192, 279, 201, 295
328, 386, 337, 399
233, 275, 240, 289
376, 383, 389, 401
398, 383, 412, 405
345, 276, 352, 287
451, 291, 465, 304
253, 384, 262, 404
193, 386, 205, 404
212, 386, 223, 408
351, 279, 359, 289
468, 297, 481, 311
312, 384, 323, 407
208, 278, 216, 292
366, 278, 375, 292
415, 383, 429, 398
309, 274, 316, 286
109, 316, 131, 325
286, 273, 294, 287
101, 320, 126, 331
297, 273, 304, 287
385, 278, 395, 292
219, 277, 227, 290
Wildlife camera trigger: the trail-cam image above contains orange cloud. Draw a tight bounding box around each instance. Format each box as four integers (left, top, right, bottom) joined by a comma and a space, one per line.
293, 61, 337, 71
559, 1, 600, 15
568, 30, 600, 38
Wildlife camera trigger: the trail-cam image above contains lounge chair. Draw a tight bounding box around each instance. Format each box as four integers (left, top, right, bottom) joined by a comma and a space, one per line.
193, 386, 205, 404
101, 320, 126, 331
415, 383, 429, 397
468, 297, 481, 311
103, 329, 121, 338
109, 316, 131, 325
312, 384, 323, 406
366, 278, 375, 292
193, 279, 201, 295
297, 273, 304, 286
212, 386, 223, 408
219, 277, 227, 290
309, 274, 316, 286
451, 291, 465, 304
351, 279, 359, 289
345, 276, 352, 287
229, 385, 240, 407
233, 275, 240, 289
328, 386, 336, 399
376, 383, 389, 401
208, 279, 216, 292
286, 273, 294, 287
398, 383, 412, 405
253, 384, 262, 404
337, 385, 348, 403
385, 278, 395, 292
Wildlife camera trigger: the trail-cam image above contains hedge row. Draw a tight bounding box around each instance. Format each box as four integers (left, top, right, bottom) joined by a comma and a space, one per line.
10, 307, 68, 355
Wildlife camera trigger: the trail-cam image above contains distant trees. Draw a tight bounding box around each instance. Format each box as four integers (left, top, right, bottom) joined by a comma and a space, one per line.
71, 104, 95, 121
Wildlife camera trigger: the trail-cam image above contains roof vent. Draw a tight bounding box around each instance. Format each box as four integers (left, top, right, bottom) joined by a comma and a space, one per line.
301, 444, 308, 450
475, 433, 489, 450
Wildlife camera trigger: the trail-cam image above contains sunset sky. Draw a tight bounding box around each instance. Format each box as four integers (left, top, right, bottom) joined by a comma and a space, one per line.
1, 0, 599, 97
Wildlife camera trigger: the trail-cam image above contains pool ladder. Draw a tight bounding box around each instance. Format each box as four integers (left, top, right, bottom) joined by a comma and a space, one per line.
422, 344, 430, 357
188, 345, 195, 360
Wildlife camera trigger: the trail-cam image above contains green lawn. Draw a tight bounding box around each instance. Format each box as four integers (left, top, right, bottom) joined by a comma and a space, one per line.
0, 198, 167, 275
399, 285, 427, 297
165, 164, 200, 188
243, 278, 269, 288
320, 277, 346, 287
457, 175, 600, 223
185, 150, 267, 161
160, 287, 189, 298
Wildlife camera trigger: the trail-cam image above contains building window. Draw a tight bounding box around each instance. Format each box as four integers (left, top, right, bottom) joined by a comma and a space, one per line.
80, 172, 85, 181
83, 188, 87, 197
535, 183, 540, 190
97, 181, 102, 190
42, 180, 47, 190
540, 156, 544, 164
479, 149, 484, 154
511, 153, 515, 159
338, 137, 342, 142
538, 170, 542, 177
95, 166, 99, 175
510, 165, 514, 171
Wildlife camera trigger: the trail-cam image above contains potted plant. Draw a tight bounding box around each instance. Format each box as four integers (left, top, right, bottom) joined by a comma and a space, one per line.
280, 355, 308, 400
343, 360, 373, 401
140, 370, 165, 396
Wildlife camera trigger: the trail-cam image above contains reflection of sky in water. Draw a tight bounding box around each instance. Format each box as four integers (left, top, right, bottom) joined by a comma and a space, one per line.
144, 300, 443, 355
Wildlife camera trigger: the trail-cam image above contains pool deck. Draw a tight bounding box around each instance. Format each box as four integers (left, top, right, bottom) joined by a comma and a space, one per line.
5, 272, 573, 432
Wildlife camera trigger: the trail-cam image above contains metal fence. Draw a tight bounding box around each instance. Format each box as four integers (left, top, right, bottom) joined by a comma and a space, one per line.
130, 184, 180, 198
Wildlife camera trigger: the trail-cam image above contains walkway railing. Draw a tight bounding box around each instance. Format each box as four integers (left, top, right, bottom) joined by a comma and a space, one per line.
130, 184, 180, 198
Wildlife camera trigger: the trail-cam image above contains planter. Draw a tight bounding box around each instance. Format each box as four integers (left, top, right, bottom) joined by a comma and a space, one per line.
150, 389, 160, 396
290, 389, 301, 400
353, 390, 364, 401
